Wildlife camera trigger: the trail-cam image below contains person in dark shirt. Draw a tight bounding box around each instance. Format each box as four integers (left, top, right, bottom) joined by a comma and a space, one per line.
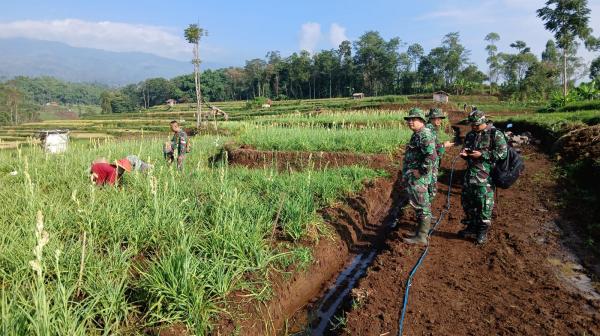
164, 120, 189, 170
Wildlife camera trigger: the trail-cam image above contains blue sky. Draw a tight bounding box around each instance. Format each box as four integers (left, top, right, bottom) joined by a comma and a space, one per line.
1, 0, 599, 72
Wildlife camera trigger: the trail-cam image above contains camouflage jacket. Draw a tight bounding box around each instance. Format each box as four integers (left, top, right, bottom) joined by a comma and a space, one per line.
463, 124, 508, 185
171, 130, 188, 156
426, 123, 445, 159
402, 126, 437, 178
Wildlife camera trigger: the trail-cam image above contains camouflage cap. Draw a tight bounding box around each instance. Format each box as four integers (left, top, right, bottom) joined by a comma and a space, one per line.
468, 110, 486, 125
428, 108, 446, 119
404, 108, 427, 121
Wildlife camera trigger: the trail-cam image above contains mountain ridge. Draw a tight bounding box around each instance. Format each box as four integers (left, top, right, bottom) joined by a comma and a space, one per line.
0, 38, 221, 86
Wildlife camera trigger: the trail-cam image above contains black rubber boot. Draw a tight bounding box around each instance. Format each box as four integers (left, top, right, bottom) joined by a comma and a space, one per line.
476, 220, 491, 245
458, 219, 477, 238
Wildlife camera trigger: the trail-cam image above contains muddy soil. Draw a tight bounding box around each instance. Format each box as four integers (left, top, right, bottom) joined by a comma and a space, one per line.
554, 124, 600, 163
341, 110, 600, 335
225, 145, 395, 171
215, 108, 599, 335
214, 171, 400, 335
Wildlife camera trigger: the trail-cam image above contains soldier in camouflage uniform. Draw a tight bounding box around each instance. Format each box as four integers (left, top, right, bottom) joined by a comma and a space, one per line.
165, 120, 189, 170
426, 108, 454, 204
401, 108, 438, 245
459, 110, 508, 244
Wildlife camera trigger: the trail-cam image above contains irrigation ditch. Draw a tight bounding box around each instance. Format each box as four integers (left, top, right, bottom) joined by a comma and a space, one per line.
214, 146, 405, 335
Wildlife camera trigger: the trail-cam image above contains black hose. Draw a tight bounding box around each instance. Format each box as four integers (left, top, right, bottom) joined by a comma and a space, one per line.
398, 154, 461, 335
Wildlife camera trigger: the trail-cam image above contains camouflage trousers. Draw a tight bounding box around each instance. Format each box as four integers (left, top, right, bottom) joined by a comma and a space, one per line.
399, 172, 432, 221
428, 157, 441, 203
461, 182, 494, 222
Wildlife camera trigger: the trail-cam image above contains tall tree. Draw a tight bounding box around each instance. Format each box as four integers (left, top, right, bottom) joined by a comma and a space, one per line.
509, 40, 531, 54
418, 50, 445, 91
266, 51, 283, 97
407, 43, 424, 72
4, 86, 23, 125
224, 67, 245, 100
542, 40, 560, 64
541, 40, 562, 87
287, 51, 312, 98
511, 41, 538, 83
314, 50, 338, 98
100, 91, 113, 114
537, 0, 597, 96
485, 32, 501, 94
590, 56, 600, 80
244, 59, 267, 98
353, 31, 400, 96
441, 32, 470, 87
184, 23, 207, 128
337, 40, 355, 96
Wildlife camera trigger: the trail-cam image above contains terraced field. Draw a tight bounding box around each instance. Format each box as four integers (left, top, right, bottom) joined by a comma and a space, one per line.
3, 96, 598, 335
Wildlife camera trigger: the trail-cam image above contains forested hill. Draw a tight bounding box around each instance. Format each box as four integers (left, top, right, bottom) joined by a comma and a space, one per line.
3, 76, 107, 105
0, 38, 198, 85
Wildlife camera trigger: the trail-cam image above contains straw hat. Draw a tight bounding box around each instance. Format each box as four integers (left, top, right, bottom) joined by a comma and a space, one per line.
115, 158, 132, 172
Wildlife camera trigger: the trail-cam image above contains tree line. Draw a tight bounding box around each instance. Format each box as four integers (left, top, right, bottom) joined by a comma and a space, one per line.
0, 77, 107, 125
4, 0, 600, 119
101, 28, 599, 113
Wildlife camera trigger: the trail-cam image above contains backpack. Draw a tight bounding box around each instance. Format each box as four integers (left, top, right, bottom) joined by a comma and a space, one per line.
490, 128, 525, 189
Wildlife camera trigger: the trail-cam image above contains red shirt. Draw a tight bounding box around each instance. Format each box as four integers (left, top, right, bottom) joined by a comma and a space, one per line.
91, 162, 118, 186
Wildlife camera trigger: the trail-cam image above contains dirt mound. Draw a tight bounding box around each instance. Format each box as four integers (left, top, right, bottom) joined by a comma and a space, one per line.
553, 124, 600, 163
55, 111, 79, 119
224, 145, 394, 171
214, 171, 401, 335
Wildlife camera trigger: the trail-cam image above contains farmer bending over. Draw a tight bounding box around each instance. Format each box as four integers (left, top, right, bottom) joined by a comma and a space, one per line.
90, 158, 132, 186
90, 156, 152, 186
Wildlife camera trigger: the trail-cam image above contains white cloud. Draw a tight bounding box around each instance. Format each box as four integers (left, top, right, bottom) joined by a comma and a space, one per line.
299, 22, 322, 53
0, 19, 223, 60
329, 23, 348, 48
414, 0, 600, 71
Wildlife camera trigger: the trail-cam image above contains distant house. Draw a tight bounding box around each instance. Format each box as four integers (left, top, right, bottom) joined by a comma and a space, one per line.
433, 91, 449, 103
45, 101, 59, 106
352, 93, 365, 99
166, 99, 177, 107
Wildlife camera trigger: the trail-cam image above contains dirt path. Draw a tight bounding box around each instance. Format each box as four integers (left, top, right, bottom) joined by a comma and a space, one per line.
340, 111, 600, 335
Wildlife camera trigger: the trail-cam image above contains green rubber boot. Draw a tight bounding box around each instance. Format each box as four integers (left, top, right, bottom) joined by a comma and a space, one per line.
404, 216, 431, 245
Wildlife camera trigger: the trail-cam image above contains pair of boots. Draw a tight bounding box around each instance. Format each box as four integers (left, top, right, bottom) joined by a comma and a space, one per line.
458, 219, 490, 244
403, 216, 431, 245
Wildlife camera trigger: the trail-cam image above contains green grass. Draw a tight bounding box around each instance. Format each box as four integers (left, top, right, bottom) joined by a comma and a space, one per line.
253, 109, 409, 128
556, 100, 600, 112
0, 136, 382, 335
495, 110, 600, 134
239, 125, 412, 154
0, 95, 506, 334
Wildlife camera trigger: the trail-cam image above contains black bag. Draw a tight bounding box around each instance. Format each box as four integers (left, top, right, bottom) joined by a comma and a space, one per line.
491, 128, 525, 189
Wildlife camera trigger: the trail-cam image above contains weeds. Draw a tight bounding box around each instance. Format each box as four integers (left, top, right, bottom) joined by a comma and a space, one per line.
240, 125, 412, 154
0, 136, 381, 334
